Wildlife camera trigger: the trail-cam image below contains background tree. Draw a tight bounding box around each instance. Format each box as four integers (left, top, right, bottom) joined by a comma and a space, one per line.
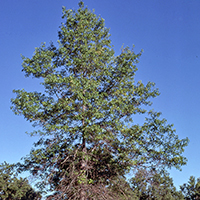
180, 176, 200, 200
130, 170, 184, 200
11, 1, 188, 199
0, 162, 41, 200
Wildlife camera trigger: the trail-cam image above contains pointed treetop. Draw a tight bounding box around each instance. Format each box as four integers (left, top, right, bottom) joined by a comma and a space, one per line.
78, 1, 84, 8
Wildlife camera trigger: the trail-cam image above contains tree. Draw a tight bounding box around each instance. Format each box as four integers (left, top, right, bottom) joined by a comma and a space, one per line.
180, 176, 200, 200
0, 162, 41, 200
130, 170, 184, 200
11, 1, 188, 199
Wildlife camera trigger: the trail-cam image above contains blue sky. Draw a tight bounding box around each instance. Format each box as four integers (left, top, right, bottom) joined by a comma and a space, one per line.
1, 0, 200, 189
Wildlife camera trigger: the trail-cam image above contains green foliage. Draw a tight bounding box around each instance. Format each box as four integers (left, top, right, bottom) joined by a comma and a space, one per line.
11, 1, 189, 199
180, 176, 200, 200
0, 162, 41, 200
130, 170, 184, 200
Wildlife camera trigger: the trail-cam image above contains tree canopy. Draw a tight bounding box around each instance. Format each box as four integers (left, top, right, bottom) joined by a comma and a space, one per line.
11, 1, 188, 199
130, 170, 185, 200
0, 162, 41, 200
180, 176, 200, 200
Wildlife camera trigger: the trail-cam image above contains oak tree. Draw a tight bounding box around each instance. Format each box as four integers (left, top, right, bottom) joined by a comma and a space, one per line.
11, 1, 188, 199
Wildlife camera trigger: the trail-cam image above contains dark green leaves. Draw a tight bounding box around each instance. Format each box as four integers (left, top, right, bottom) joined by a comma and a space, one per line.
180, 176, 200, 200
0, 162, 41, 199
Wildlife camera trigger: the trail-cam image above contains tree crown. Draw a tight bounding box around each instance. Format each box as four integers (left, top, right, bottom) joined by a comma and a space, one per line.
11, 2, 188, 199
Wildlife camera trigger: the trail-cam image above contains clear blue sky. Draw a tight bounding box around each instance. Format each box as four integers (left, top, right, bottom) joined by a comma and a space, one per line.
1, 0, 200, 189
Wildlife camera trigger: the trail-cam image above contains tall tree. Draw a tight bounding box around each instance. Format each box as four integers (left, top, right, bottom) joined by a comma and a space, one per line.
0, 162, 41, 200
11, 1, 188, 199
